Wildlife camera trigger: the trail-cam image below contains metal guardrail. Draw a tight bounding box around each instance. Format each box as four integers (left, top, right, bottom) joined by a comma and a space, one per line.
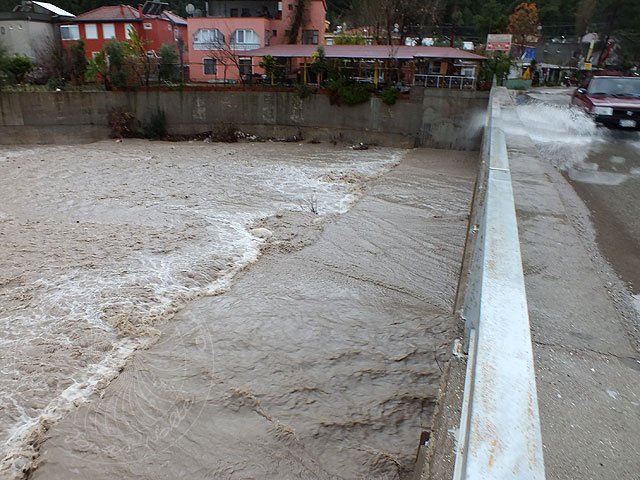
453, 87, 546, 479
414, 74, 476, 90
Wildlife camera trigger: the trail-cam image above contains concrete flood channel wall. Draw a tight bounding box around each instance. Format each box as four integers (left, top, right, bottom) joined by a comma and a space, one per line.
1, 87, 546, 478
0, 88, 487, 149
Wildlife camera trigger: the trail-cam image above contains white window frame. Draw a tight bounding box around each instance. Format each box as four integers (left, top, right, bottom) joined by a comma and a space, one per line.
193, 28, 225, 50
102, 23, 115, 39
232, 29, 259, 50
203, 57, 217, 75
60, 25, 80, 40
85, 23, 98, 39
125, 23, 135, 40
143, 22, 152, 30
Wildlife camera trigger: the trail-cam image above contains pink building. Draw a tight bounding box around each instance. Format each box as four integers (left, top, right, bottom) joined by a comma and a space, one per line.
187, 0, 326, 83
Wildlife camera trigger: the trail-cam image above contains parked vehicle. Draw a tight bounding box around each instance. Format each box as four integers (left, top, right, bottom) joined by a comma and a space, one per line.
571, 75, 640, 129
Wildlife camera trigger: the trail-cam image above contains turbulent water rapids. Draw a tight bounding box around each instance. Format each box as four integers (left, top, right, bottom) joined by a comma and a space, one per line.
0, 141, 476, 479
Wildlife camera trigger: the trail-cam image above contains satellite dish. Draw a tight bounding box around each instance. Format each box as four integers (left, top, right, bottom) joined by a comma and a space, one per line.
185, 3, 195, 15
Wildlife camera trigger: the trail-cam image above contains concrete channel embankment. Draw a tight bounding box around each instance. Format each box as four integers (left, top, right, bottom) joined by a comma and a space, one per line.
0, 88, 488, 149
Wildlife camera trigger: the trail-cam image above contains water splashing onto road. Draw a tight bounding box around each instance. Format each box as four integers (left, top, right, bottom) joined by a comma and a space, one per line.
514, 89, 640, 296
514, 95, 640, 186
513, 100, 602, 170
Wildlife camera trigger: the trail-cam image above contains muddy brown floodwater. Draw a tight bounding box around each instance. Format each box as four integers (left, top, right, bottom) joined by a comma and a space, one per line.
0, 141, 476, 479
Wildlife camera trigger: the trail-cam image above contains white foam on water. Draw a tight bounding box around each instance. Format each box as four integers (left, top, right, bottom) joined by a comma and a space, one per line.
0, 142, 401, 474
1, 338, 140, 468
247, 151, 402, 215
0, 248, 263, 476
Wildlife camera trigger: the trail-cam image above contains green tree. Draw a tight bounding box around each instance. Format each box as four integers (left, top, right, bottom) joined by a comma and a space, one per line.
333, 34, 366, 45
158, 43, 178, 82
105, 39, 128, 88
259, 54, 278, 85
575, 0, 597, 37
5, 54, 33, 83
326, 0, 352, 23
474, 0, 508, 39
346, 0, 443, 45
67, 40, 87, 84
288, 0, 308, 43
0, 42, 9, 86
124, 27, 152, 86
86, 50, 109, 89
482, 52, 512, 85
592, 0, 640, 66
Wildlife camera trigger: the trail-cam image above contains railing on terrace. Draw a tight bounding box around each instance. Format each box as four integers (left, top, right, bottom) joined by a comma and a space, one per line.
414, 74, 476, 90
230, 43, 261, 51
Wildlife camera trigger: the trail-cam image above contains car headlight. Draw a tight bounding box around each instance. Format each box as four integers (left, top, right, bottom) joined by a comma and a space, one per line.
592, 106, 613, 116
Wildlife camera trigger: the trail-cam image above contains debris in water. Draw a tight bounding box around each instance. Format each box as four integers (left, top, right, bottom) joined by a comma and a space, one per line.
351, 142, 369, 150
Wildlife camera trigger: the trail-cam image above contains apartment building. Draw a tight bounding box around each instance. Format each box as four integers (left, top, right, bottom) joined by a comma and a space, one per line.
188, 0, 326, 82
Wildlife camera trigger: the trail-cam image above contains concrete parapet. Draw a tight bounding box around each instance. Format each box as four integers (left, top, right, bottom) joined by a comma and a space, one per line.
455, 87, 545, 479
419, 87, 545, 479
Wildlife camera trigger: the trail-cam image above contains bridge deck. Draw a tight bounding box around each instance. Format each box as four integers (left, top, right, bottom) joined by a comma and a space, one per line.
503, 101, 640, 479
423, 91, 640, 480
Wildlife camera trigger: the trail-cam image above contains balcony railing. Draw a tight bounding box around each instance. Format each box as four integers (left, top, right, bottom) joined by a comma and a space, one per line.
414, 74, 476, 90
230, 43, 261, 51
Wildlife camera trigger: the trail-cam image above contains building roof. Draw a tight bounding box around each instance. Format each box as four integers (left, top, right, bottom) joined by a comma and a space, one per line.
74, 4, 140, 21
32, 1, 74, 16
72, 4, 186, 25
161, 10, 187, 26
244, 45, 486, 60
9, 1, 74, 18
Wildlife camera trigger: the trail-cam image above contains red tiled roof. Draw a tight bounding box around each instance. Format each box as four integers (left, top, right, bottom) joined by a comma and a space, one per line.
245, 44, 486, 60
161, 10, 187, 26
75, 5, 140, 21
73, 5, 186, 24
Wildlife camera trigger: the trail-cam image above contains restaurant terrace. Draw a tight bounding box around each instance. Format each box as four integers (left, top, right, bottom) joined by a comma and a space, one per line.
244, 44, 487, 89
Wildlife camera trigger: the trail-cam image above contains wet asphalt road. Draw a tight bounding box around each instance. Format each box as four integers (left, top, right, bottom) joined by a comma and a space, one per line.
523, 88, 640, 294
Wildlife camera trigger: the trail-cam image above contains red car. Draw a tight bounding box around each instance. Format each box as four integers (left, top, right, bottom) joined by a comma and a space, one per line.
571, 75, 640, 129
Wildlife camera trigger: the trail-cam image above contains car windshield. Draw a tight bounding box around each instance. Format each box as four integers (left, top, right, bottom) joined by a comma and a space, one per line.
587, 77, 640, 97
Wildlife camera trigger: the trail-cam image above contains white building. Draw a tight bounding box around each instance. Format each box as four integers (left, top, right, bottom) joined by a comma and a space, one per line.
0, 1, 74, 59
